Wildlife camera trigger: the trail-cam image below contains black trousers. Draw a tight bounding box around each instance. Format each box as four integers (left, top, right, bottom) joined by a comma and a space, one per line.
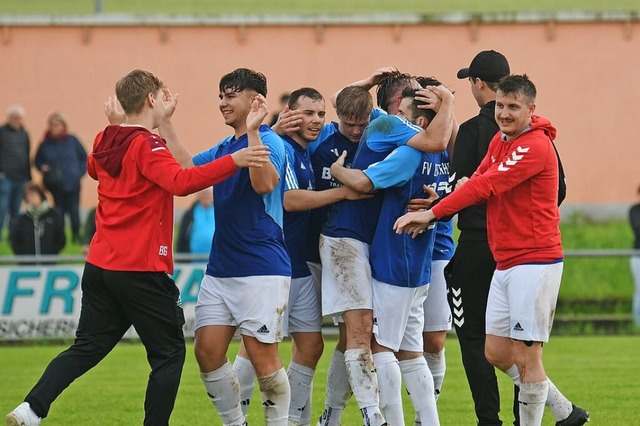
446, 239, 520, 426
25, 262, 186, 426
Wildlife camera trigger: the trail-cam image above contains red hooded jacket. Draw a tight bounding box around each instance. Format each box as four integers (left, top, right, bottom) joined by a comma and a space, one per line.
432, 115, 562, 270
87, 125, 236, 273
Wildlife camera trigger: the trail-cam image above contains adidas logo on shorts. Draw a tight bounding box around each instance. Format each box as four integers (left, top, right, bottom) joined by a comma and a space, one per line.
513, 322, 524, 332
256, 325, 269, 334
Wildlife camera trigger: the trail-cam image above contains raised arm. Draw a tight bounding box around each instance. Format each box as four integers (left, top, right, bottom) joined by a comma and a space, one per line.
330, 66, 400, 109
247, 95, 280, 194
407, 85, 455, 153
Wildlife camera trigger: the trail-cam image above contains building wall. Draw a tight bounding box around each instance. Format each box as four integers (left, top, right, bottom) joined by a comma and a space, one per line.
1, 20, 639, 210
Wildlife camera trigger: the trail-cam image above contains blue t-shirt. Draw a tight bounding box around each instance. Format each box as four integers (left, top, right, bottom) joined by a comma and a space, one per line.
432, 150, 455, 262
306, 122, 359, 263
367, 146, 448, 287
189, 203, 215, 255
193, 124, 291, 277
283, 136, 315, 278
322, 114, 422, 244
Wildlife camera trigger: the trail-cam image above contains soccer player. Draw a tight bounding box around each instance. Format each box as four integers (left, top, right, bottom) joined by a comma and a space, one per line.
319, 80, 454, 425
394, 74, 589, 426
5, 69, 270, 426
232, 87, 367, 426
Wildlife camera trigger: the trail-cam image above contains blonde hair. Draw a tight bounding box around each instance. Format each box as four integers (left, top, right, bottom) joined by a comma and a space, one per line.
47, 111, 68, 133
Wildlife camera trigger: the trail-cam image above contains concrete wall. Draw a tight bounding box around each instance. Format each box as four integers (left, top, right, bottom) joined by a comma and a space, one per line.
1, 18, 639, 213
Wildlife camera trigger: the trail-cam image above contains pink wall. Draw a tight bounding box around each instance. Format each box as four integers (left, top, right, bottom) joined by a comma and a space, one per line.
1, 20, 639, 209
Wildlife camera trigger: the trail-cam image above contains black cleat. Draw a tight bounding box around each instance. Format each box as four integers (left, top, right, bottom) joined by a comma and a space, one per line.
556, 404, 589, 426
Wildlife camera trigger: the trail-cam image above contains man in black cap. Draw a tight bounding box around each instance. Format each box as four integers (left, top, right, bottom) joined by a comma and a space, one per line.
447, 49, 518, 426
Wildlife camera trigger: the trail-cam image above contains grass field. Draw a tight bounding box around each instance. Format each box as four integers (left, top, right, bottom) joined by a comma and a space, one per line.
1, 0, 639, 15
1, 336, 638, 425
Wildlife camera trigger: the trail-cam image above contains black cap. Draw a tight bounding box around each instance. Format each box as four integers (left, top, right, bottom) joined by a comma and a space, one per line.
457, 50, 510, 82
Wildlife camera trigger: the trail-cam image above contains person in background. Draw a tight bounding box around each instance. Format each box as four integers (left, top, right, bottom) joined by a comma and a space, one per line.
10, 182, 65, 261
628, 184, 640, 328
34, 112, 88, 243
0, 104, 32, 241
176, 188, 215, 256
80, 206, 97, 256
269, 92, 291, 126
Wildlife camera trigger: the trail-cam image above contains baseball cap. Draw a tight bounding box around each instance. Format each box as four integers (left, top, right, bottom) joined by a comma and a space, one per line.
457, 50, 510, 82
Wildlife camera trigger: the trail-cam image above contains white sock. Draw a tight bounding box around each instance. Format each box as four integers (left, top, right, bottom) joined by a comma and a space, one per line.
345, 348, 385, 425
519, 381, 549, 426
258, 367, 291, 425
233, 355, 256, 416
287, 361, 315, 425
373, 352, 404, 426
319, 349, 352, 425
424, 349, 446, 401
201, 361, 245, 425
546, 379, 574, 421
506, 364, 522, 385
299, 380, 313, 426
400, 357, 439, 426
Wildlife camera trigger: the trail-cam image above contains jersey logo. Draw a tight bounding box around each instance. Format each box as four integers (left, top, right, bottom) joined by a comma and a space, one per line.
330, 148, 340, 157
498, 146, 529, 171
300, 162, 306, 170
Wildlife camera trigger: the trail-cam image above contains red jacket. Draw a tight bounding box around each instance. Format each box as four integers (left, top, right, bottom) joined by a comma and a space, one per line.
87, 125, 236, 273
432, 115, 562, 270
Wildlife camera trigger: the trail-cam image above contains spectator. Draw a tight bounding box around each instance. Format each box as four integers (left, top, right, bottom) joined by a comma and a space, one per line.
10, 182, 66, 261
80, 206, 97, 256
176, 188, 215, 255
35, 112, 88, 243
629, 184, 640, 328
0, 104, 32, 240
268, 92, 291, 126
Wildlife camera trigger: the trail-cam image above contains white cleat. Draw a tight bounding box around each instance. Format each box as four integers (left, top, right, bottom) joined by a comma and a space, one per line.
5, 402, 41, 426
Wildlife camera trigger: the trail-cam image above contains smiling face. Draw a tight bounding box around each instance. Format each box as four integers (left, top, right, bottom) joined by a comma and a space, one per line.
495, 90, 535, 140
218, 88, 255, 130
291, 96, 326, 144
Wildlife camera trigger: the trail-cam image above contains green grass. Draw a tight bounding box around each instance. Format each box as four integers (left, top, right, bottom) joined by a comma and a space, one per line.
1, 336, 638, 425
0, 0, 639, 15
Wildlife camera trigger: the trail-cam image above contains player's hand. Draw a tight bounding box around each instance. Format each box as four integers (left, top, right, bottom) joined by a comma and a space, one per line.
161, 88, 178, 121
230, 145, 271, 168
104, 96, 126, 125
415, 87, 442, 112
247, 94, 269, 132
369, 66, 400, 86
407, 185, 439, 212
341, 186, 374, 201
271, 105, 302, 135
330, 150, 348, 177
394, 210, 435, 238
455, 176, 469, 191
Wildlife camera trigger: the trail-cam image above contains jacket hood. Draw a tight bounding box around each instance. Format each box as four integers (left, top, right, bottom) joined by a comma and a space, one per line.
92, 125, 148, 177
530, 115, 557, 141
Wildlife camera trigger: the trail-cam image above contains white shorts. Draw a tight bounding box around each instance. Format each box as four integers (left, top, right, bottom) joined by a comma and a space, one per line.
319, 235, 373, 317
195, 275, 290, 343
372, 278, 429, 353
307, 261, 322, 289
423, 260, 453, 332
486, 262, 563, 343
283, 275, 322, 335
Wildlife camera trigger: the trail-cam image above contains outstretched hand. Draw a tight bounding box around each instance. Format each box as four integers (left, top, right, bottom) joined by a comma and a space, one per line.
247, 94, 269, 132
394, 210, 435, 238
230, 145, 271, 168
104, 96, 126, 125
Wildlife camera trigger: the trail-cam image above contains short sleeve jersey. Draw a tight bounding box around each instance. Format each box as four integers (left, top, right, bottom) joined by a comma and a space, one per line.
283, 135, 315, 278
322, 113, 422, 244
306, 122, 359, 263
193, 124, 291, 277
366, 146, 444, 287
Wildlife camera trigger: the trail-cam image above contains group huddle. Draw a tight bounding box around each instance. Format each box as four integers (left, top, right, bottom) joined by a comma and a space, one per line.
6, 50, 589, 426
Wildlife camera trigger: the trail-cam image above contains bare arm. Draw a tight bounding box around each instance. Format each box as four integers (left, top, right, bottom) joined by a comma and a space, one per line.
284, 186, 368, 212
330, 151, 373, 193
407, 85, 455, 153
330, 66, 400, 109
247, 95, 279, 194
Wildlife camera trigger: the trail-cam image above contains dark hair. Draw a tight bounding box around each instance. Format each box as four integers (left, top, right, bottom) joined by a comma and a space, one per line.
219, 68, 267, 97
401, 87, 437, 123
288, 87, 324, 109
497, 74, 537, 103
336, 86, 373, 120
23, 182, 47, 202
376, 73, 414, 113
415, 76, 441, 89
116, 69, 164, 115
280, 92, 291, 103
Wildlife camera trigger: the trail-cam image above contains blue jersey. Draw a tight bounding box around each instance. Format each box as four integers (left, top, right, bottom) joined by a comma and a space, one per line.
306, 122, 359, 263
432, 150, 455, 262
368, 146, 449, 287
193, 124, 291, 278
283, 136, 315, 278
322, 114, 422, 244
